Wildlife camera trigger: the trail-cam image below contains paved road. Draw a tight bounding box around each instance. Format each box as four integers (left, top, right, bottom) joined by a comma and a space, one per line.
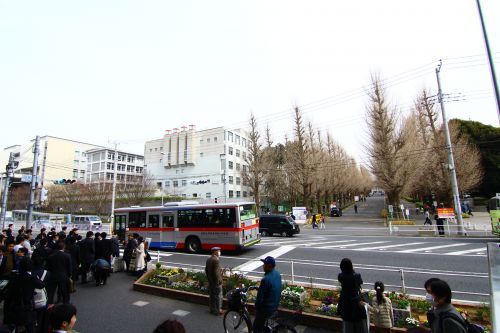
150, 228, 496, 303
70, 271, 332, 333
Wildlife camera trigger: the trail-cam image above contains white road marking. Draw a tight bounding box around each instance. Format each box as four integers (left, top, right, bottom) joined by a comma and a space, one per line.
132, 301, 149, 307
446, 247, 487, 255
258, 240, 355, 247
172, 310, 190, 317
232, 246, 295, 273
397, 243, 468, 253
318, 241, 387, 249
261, 238, 327, 245
354, 242, 426, 251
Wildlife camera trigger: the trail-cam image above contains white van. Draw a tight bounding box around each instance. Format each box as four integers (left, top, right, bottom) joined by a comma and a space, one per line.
73, 215, 102, 228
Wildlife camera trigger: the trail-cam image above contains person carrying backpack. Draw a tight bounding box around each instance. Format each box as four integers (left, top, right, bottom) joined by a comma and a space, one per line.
428, 280, 483, 333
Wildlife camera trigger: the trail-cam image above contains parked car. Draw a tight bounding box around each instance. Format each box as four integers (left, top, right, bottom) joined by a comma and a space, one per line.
259, 215, 300, 237
330, 207, 342, 217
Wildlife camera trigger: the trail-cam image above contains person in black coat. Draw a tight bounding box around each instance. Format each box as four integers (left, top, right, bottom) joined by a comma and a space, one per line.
94, 232, 103, 259
45, 241, 72, 304
3, 257, 44, 333
123, 233, 138, 272
65, 237, 80, 286
31, 238, 52, 267
337, 258, 368, 333
98, 232, 113, 264
78, 231, 95, 284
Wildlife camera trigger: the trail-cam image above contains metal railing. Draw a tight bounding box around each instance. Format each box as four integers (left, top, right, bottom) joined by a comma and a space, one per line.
388, 220, 492, 237
146, 250, 490, 304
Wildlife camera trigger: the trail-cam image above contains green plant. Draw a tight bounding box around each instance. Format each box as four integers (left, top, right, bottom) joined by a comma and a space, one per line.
387, 291, 410, 309
155, 262, 162, 270
474, 303, 490, 322
409, 299, 430, 314
223, 273, 253, 294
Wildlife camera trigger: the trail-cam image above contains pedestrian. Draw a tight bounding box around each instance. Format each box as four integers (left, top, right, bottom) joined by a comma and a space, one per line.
0, 241, 16, 279
94, 232, 103, 259
93, 258, 111, 286
254, 256, 282, 333
205, 247, 223, 316
319, 215, 326, 229
46, 241, 72, 304
79, 231, 95, 284
48, 303, 77, 333
3, 257, 44, 333
434, 214, 445, 236
362, 281, 393, 329
427, 280, 467, 333
134, 236, 146, 276
153, 319, 186, 333
424, 210, 432, 226
123, 234, 137, 272
337, 258, 368, 333
354, 204, 358, 214
311, 214, 317, 229
99, 232, 113, 264
32, 256, 50, 333
65, 237, 80, 292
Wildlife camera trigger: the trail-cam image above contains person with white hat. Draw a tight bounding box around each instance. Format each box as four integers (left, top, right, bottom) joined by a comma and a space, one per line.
205, 247, 223, 315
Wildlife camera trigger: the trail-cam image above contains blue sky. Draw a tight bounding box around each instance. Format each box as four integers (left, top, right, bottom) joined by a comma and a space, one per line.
1, 1, 498, 165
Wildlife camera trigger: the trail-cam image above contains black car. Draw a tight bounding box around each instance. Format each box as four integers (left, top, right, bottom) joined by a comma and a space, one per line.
330, 207, 342, 217
259, 215, 300, 237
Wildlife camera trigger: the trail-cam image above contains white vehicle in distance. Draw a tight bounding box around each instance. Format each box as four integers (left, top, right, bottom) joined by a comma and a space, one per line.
73, 215, 102, 229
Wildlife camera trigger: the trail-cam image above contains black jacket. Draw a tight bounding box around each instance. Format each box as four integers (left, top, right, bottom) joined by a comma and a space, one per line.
46, 251, 72, 282
0, 252, 17, 279
32, 246, 52, 264
3, 271, 44, 326
123, 238, 137, 261
111, 237, 120, 257
66, 244, 80, 272
79, 237, 95, 264
337, 272, 366, 322
98, 238, 112, 260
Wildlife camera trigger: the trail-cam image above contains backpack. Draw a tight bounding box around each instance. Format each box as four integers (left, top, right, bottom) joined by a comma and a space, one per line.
439, 312, 484, 333
33, 270, 48, 309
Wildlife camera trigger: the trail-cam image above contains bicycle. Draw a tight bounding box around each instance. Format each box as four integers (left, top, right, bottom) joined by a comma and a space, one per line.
223, 286, 297, 333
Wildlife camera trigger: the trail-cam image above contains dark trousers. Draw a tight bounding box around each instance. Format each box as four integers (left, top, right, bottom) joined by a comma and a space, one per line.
47, 279, 70, 304
81, 262, 91, 283
253, 311, 270, 333
208, 284, 222, 314
437, 219, 445, 235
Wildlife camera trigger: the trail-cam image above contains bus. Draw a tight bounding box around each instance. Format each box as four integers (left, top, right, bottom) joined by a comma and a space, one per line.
114, 202, 260, 253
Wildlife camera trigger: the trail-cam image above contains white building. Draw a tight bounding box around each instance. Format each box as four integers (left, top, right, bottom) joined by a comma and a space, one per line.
144, 126, 251, 202
85, 148, 144, 184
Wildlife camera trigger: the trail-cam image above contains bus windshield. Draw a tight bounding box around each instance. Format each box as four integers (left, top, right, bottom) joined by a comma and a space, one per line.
239, 204, 257, 221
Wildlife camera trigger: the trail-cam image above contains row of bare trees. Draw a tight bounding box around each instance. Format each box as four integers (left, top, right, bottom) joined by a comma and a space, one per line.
366, 76, 483, 207
243, 109, 373, 214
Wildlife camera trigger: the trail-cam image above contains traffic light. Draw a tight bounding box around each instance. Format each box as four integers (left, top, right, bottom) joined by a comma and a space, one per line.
215, 198, 218, 204
53, 179, 77, 185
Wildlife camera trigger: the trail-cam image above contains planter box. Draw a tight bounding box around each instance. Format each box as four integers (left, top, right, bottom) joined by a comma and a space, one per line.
393, 306, 412, 324
133, 278, 409, 332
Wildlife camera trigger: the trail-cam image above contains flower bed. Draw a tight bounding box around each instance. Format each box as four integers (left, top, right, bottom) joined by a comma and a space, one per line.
280, 285, 307, 310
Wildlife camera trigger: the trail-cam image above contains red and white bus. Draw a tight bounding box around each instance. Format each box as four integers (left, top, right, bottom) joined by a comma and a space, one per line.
114, 202, 260, 253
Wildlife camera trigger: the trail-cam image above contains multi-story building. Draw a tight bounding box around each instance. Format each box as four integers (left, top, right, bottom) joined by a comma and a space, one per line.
85, 148, 144, 183
144, 125, 251, 202
1, 136, 105, 186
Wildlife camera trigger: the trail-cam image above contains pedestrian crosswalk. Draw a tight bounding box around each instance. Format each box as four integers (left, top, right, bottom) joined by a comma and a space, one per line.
256, 236, 488, 256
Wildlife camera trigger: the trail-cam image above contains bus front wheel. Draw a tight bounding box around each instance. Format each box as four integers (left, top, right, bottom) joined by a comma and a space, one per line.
185, 237, 201, 254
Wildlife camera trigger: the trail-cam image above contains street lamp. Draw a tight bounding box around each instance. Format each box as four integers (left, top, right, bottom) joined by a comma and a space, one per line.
220, 154, 227, 203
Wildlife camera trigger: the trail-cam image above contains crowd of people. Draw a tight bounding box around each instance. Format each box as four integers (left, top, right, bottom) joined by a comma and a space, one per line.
0, 224, 121, 332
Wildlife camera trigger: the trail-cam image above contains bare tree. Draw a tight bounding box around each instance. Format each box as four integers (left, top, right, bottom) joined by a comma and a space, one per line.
243, 113, 265, 214
118, 173, 156, 207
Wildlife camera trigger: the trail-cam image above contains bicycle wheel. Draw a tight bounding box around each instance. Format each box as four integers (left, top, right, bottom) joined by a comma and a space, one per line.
223, 310, 252, 333
272, 324, 297, 333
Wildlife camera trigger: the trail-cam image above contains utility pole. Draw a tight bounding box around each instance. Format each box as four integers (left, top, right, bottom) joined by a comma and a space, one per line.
110, 142, 118, 226
1, 153, 14, 229
475, 0, 500, 124
38, 140, 48, 206
27, 135, 41, 228
435, 61, 464, 235
220, 154, 227, 203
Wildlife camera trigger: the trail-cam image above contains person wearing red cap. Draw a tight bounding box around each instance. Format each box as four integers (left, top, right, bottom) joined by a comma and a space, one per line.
205, 247, 223, 315
254, 256, 282, 333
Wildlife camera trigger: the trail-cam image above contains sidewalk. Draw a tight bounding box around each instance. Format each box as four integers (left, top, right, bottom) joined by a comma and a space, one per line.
69, 271, 332, 333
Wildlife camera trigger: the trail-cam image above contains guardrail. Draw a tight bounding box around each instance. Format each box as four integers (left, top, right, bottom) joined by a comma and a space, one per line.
388, 220, 492, 237
146, 250, 490, 304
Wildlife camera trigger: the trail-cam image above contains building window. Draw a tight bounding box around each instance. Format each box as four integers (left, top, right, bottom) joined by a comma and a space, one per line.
118, 154, 125, 161
108, 153, 115, 160
193, 193, 198, 198
229, 190, 234, 198
206, 192, 211, 199
136, 167, 143, 173
228, 176, 234, 184
200, 152, 204, 157
236, 191, 241, 198
106, 173, 114, 181
243, 191, 247, 197
236, 163, 241, 171
228, 161, 233, 169
165, 180, 170, 187
182, 180, 187, 186
235, 149, 240, 157
214, 137, 218, 142
228, 132, 233, 142
236, 177, 241, 185
207, 138, 210, 143
73, 169, 78, 178
242, 152, 247, 160
242, 138, 247, 147
107, 162, 114, 170
117, 164, 125, 171
127, 165, 134, 172
228, 147, 233, 155
154, 148, 158, 152
243, 165, 247, 173
157, 182, 162, 188
127, 156, 135, 163
243, 178, 248, 186
236, 135, 240, 145
173, 180, 179, 187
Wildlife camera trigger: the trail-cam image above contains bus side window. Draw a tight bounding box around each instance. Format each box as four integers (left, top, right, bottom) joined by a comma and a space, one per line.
149, 215, 160, 228
162, 215, 174, 228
